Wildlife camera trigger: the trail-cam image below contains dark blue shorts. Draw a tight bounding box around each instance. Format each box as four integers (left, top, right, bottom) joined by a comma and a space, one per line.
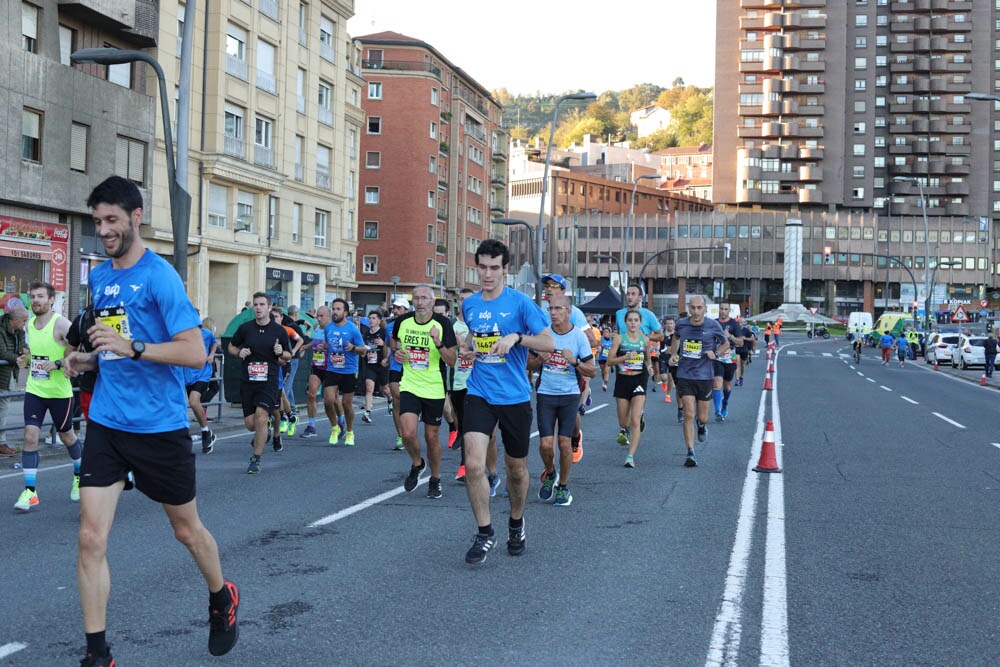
23, 392, 74, 432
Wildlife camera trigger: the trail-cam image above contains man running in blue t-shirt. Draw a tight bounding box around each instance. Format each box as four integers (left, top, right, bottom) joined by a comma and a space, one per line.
459, 239, 553, 565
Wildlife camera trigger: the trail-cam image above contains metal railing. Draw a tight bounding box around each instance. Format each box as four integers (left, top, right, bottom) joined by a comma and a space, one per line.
0, 354, 226, 448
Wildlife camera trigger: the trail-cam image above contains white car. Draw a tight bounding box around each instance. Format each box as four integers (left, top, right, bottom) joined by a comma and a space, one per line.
951, 335, 987, 370
925, 333, 960, 365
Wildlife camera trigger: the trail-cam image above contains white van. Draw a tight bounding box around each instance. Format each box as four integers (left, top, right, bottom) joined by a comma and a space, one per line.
847, 312, 873, 339
707, 303, 742, 320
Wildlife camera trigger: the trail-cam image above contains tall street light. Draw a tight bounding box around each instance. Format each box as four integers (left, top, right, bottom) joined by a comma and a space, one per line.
964, 92, 999, 299
436, 262, 449, 297
390, 275, 400, 303
625, 173, 661, 283
893, 176, 931, 328
72, 48, 192, 286
929, 259, 962, 325
593, 253, 625, 302
538, 92, 597, 302
493, 218, 535, 297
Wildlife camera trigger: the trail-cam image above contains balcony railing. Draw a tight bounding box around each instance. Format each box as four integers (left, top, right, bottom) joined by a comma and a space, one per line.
320, 41, 334, 62
223, 135, 245, 159
465, 124, 486, 142
259, 0, 279, 21
298, 28, 307, 46
296, 95, 305, 114
316, 166, 330, 190
256, 70, 276, 94
226, 55, 247, 80
318, 106, 332, 126
294, 163, 303, 181
254, 144, 274, 168
362, 59, 441, 78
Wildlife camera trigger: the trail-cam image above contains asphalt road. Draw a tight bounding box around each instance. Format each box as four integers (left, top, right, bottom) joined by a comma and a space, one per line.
1, 335, 997, 666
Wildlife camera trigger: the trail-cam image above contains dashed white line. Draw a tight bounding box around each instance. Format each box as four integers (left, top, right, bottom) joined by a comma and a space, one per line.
822, 352, 832, 357
901, 396, 919, 405
992, 443, 1000, 450
932, 412, 966, 429
879, 385, 892, 392
0, 643, 27, 659
866, 378, 876, 383
785, 351, 797, 355
856, 371, 864, 377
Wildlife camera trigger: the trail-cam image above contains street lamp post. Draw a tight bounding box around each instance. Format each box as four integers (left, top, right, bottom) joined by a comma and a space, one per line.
928, 259, 962, 326
390, 275, 400, 303
436, 262, 449, 298
593, 253, 625, 302
493, 217, 536, 296
625, 173, 661, 283
538, 92, 596, 302
71, 48, 192, 286
571, 215, 579, 301
740, 249, 750, 316
893, 176, 931, 328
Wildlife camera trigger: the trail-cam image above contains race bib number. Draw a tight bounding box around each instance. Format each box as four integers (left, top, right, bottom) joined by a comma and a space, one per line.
367, 348, 378, 364
456, 355, 474, 373
97, 306, 132, 360
473, 333, 504, 364
312, 350, 325, 367
681, 339, 703, 360
622, 350, 644, 372
330, 353, 346, 369
407, 347, 430, 370
30, 356, 50, 380
248, 362, 268, 382
543, 351, 571, 375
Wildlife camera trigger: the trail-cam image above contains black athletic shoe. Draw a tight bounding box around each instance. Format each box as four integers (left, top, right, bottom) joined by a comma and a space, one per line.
272, 434, 283, 452
404, 459, 425, 493
427, 476, 442, 499
202, 431, 216, 454
697, 421, 707, 443
208, 581, 240, 656
685, 449, 698, 467
465, 532, 497, 564
507, 519, 526, 556
79, 648, 115, 667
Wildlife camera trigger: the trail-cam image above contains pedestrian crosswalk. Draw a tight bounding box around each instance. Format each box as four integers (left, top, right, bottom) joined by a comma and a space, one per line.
780, 350, 851, 359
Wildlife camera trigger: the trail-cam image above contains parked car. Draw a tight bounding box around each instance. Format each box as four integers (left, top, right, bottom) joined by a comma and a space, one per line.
951, 334, 987, 370
925, 332, 960, 365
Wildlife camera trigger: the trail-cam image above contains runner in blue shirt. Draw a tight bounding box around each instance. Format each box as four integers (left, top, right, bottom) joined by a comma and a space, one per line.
64, 176, 239, 664
667, 295, 728, 468
458, 239, 553, 565
322, 298, 365, 445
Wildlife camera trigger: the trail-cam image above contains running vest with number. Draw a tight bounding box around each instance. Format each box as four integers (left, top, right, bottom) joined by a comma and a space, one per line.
618, 334, 647, 373
26, 314, 72, 398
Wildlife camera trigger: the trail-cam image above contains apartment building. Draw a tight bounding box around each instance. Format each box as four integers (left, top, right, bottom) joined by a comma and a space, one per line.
657, 144, 714, 201
148, 0, 361, 325
351, 32, 508, 312
712, 0, 998, 314
2, 0, 157, 316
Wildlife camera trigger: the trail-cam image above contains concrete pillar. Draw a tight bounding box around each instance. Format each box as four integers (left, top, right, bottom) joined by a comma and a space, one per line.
863, 280, 874, 313
677, 276, 687, 313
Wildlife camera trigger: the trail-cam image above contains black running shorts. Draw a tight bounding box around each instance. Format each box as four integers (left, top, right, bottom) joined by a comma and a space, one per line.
535, 392, 579, 439
388, 369, 403, 385
713, 360, 737, 381
240, 379, 280, 417
613, 372, 648, 400
323, 371, 356, 395
463, 394, 532, 459
80, 421, 196, 505
676, 377, 714, 401
399, 391, 444, 425
186, 380, 209, 397
364, 364, 389, 388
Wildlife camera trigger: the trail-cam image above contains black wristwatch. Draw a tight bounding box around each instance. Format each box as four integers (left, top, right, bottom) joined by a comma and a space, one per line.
54, 359, 63, 370
131, 340, 146, 360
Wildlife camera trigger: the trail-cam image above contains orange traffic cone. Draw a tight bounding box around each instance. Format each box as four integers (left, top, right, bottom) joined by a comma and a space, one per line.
981, 373, 988, 386
933, 359, 939, 371
767, 362, 775, 373
754, 421, 782, 473
763, 372, 773, 390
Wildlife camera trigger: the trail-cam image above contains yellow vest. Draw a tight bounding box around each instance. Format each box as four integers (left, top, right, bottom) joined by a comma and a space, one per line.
26, 315, 72, 399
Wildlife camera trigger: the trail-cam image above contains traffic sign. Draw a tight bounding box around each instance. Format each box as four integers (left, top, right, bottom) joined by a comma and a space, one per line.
808, 306, 819, 315
980, 299, 989, 309
952, 304, 970, 323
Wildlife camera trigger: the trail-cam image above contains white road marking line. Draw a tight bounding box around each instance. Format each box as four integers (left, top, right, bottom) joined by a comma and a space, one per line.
932, 412, 966, 429
761, 363, 790, 666
0, 643, 27, 659
822, 352, 832, 357
857, 371, 864, 376
785, 351, 797, 355
880, 385, 892, 392
866, 378, 876, 383
992, 443, 1000, 450
901, 396, 919, 405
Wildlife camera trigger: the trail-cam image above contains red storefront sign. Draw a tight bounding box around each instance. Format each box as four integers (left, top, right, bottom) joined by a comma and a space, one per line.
0, 215, 69, 294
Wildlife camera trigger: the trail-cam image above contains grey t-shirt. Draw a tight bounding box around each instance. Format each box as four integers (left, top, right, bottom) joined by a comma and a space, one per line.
674, 317, 726, 380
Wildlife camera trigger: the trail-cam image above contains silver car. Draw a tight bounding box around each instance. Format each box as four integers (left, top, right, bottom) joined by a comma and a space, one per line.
951, 334, 987, 370
925, 332, 960, 365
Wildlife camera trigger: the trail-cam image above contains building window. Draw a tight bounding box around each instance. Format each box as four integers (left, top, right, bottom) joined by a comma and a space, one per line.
365, 186, 380, 204
223, 103, 245, 158
22, 3, 38, 52
292, 202, 301, 242
428, 191, 435, 208
298, 3, 307, 45
348, 129, 357, 159
364, 221, 378, 239
21, 108, 42, 162
70, 122, 88, 173
856, 14, 867, 26
208, 183, 227, 228
429, 155, 436, 173
852, 187, 865, 199
254, 116, 274, 167
426, 259, 433, 277
115, 135, 146, 185
316, 145, 331, 189
314, 210, 328, 248
853, 165, 865, 178
319, 15, 335, 61
226, 24, 248, 79
430, 122, 437, 139
348, 170, 355, 199
431, 87, 438, 105
59, 25, 74, 65
293, 135, 304, 181
368, 116, 381, 134
362, 255, 378, 273
317, 81, 333, 126
368, 82, 382, 99
854, 79, 866, 91
106, 56, 132, 89
856, 36, 867, 48
236, 191, 254, 233
256, 39, 277, 94
365, 151, 381, 168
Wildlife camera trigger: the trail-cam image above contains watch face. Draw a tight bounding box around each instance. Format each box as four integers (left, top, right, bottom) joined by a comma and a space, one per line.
132, 341, 146, 356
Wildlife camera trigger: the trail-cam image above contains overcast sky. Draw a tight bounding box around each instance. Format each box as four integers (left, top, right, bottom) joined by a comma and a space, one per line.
347, 0, 717, 96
